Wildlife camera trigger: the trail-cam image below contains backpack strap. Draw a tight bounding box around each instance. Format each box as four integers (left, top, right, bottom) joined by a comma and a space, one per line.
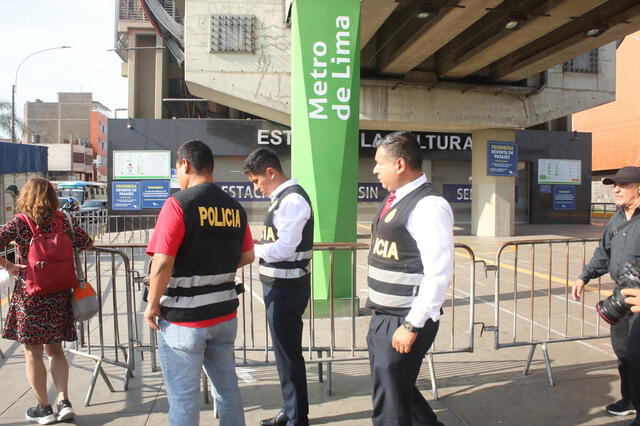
62, 211, 85, 282
609, 213, 640, 240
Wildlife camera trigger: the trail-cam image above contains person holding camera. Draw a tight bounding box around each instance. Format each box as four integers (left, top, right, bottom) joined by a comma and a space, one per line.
573, 166, 640, 422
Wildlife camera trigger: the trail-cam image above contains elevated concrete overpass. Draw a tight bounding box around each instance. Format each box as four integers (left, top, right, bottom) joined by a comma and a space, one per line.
117, 0, 640, 235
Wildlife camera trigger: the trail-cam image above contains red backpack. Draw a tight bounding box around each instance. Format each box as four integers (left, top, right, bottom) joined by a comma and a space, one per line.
15, 212, 78, 296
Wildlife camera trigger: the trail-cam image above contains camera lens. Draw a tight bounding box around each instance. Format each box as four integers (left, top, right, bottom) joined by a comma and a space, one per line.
596, 287, 630, 325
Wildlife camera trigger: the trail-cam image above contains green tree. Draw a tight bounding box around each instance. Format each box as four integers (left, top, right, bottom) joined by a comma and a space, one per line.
0, 100, 22, 140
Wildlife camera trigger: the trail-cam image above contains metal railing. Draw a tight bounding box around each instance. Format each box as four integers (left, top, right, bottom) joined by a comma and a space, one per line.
69, 247, 137, 406
73, 210, 109, 241
491, 237, 607, 386
94, 215, 158, 245
590, 202, 616, 219
118, 0, 182, 23
112, 240, 478, 398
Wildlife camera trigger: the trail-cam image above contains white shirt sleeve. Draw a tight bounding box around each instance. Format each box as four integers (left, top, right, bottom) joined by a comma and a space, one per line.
404, 196, 454, 327
254, 193, 311, 263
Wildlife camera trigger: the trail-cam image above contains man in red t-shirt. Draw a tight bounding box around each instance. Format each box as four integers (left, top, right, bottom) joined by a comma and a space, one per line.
144, 140, 253, 426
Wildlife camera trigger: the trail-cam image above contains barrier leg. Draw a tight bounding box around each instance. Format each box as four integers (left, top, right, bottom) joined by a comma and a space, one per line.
317, 350, 323, 383
541, 343, 555, 387
84, 360, 115, 407
523, 344, 537, 376
150, 328, 159, 372
326, 361, 333, 396
202, 370, 210, 404
427, 353, 439, 401
78, 322, 86, 347
0, 349, 4, 359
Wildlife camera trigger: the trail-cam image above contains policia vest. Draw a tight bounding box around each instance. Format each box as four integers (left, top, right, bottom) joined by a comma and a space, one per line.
161, 183, 248, 322
259, 184, 314, 286
366, 182, 441, 316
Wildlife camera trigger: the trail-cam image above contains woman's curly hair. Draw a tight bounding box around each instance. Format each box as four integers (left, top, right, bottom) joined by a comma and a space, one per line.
16, 177, 59, 225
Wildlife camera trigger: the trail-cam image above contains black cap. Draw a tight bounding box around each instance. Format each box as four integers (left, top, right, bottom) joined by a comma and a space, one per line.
602, 166, 640, 185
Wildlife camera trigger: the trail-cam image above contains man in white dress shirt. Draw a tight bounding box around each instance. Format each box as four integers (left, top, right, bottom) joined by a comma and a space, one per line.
366, 131, 454, 426
242, 148, 313, 426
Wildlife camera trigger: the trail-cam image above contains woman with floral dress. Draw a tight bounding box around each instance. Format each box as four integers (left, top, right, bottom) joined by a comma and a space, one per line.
0, 177, 92, 425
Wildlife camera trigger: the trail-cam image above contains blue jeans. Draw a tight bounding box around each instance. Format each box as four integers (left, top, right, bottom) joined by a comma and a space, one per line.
157, 317, 245, 426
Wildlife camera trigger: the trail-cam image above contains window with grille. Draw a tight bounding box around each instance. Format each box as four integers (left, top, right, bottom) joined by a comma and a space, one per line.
210, 15, 256, 53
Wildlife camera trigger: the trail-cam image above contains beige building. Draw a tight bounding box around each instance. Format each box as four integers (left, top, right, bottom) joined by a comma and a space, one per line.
23, 92, 107, 181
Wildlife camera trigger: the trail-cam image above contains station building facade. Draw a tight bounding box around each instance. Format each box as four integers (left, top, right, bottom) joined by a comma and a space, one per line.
107, 118, 591, 226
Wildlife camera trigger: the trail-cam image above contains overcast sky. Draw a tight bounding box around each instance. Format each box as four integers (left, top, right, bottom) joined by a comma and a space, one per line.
0, 0, 128, 137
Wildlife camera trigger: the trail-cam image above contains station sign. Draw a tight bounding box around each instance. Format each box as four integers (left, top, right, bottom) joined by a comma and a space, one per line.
256, 128, 473, 152
442, 184, 519, 203
141, 180, 170, 209
487, 141, 518, 176
112, 182, 141, 210
553, 185, 576, 210
216, 182, 387, 202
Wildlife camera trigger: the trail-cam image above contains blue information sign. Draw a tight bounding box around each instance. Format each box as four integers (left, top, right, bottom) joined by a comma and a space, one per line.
142, 180, 170, 209
553, 185, 576, 210
112, 182, 141, 210
540, 184, 552, 194
487, 141, 518, 176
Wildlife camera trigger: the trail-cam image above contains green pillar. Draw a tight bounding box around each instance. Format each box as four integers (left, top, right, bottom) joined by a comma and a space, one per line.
291, 0, 361, 313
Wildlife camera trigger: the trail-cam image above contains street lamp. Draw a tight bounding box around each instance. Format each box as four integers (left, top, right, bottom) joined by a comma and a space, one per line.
11, 45, 71, 143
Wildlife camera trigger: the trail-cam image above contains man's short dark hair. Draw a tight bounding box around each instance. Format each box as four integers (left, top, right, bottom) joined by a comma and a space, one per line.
242, 148, 283, 175
176, 140, 214, 173
374, 131, 423, 170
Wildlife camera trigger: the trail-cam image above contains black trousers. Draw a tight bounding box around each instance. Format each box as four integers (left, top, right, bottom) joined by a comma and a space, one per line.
620, 312, 640, 417
611, 312, 640, 407
367, 313, 440, 426
263, 280, 310, 426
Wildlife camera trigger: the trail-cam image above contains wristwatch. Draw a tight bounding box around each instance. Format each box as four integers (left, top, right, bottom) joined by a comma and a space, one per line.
402, 320, 421, 333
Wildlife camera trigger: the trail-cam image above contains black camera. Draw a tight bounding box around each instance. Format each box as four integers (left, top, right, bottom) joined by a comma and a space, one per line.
596, 262, 640, 325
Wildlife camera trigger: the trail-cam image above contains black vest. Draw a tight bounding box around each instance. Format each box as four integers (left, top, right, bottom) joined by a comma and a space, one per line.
161, 183, 248, 322
366, 182, 441, 316
259, 184, 314, 286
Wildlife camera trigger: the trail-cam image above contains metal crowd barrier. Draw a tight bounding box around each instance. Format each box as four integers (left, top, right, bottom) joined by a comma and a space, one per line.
96, 215, 159, 245
491, 237, 607, 386
72, 209, 109, 240
0, 245, 16, 360
2, 233, 478, 402
100, 240, 477, 399
68, 246, 136, 406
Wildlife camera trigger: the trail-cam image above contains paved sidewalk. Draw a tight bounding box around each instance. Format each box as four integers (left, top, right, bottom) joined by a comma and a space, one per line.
1, 223, 635, 426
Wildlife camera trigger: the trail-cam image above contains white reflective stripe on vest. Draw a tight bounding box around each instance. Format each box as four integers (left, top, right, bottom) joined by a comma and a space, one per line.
367, 265, 423, 286
259, 265, 309, 279
367, 287, 414, 308
285, 250, 312, 262
168, 272, 237, 289
160, 288, 238, 309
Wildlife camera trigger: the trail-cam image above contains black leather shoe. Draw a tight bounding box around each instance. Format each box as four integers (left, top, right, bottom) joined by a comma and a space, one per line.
260, 411, 288, 426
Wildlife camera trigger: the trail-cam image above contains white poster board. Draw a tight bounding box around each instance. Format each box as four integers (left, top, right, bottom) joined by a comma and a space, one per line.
113, 150, 171, 180
538, 159, 581, 185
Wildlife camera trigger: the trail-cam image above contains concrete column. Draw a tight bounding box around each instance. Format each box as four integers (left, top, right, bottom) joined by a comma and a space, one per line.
127, 34, 137, 118
471, 128, 516, 237
154, 35, 167, 119
128, 33, 157, 118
